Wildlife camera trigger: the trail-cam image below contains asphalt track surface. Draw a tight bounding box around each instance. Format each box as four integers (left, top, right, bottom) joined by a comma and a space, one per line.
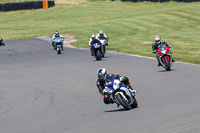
0, 38, 200, 133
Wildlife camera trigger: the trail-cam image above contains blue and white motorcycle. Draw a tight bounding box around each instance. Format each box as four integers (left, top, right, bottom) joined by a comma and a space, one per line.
91, 40, 102, 60
104, 77, 138, 110
54, 37, 63, 54
99, 39, 107, 58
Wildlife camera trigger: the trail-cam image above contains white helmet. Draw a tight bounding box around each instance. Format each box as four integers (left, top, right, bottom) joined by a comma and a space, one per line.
97, 68, 107, 80
99, 30, 104, 35
91, 34, 95, 39
154, 35, 161, 45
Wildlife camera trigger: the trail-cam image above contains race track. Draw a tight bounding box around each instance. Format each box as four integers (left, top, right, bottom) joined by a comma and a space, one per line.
0, 38, 200, 133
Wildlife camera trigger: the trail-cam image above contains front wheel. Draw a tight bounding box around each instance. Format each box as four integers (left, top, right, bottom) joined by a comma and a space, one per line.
95, 50, 101, 60
101, 46, 106, 58
57, 48, 61, 54
130, 96, 138, 108
165, 58, 171, 71
116, 93, 131, 110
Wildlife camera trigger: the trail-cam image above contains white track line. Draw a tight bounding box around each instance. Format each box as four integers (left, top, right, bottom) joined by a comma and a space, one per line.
65, 45, 200, 67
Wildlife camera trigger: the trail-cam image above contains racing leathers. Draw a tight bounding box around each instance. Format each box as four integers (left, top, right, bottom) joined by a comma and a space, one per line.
96, 74, 136, 104
0, 37, 5, 46
96, 33, 108, 46
88, 37, 95, 56
51, 34, 64, 50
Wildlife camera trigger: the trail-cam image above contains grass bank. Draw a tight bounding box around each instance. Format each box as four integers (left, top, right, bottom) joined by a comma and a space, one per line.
0, 0, 42, 4
0, 1, 200, 64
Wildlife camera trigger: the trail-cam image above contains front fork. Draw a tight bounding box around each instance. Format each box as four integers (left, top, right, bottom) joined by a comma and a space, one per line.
157, 51, 172, 68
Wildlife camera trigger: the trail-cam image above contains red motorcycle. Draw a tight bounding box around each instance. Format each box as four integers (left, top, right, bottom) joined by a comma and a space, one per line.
156, 44, 172, 71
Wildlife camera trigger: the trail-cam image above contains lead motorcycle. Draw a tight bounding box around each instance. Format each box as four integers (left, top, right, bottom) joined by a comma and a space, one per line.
54, 37, 63, 54
156, 43, 172, 71
91, 40, 102, 60
103, 76, 138, 110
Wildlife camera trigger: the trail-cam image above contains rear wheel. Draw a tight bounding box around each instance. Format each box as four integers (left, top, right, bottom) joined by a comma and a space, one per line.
165, 58, 171, 71
116, 93, 131, 110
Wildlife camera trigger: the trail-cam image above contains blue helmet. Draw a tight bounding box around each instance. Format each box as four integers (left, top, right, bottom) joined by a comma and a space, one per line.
55, 31, 59, 35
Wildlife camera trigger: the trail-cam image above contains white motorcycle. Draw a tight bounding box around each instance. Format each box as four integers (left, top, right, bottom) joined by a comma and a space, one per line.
99, 39, 107, 58
104, 77, 138, 110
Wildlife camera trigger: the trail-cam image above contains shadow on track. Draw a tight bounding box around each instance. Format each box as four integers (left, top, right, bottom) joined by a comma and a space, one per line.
104, 107, 138, 112
157, 69, 176, 72
102, 55, 111, 58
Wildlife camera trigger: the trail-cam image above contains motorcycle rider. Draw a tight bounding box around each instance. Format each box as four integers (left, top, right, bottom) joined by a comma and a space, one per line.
90, 36, 101, 56
51, 31, 64, 50
96, 30, 108, 46
88, 34, 96, 56
96, 68, 137, 104
0, 37, 5, 46
152, 35, 175, 66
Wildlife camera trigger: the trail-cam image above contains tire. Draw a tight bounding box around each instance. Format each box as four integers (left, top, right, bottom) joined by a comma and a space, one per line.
95, 50, 101, 60
165, 58, 171, 71
130, 96, 138, 108
116, 93, 131, 110
57, 49, 61, 54
101, 46, 105, 58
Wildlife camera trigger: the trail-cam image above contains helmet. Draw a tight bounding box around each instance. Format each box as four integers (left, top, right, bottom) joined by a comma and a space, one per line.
154, 35, 161, 45
55, 31, 59, 37
99, 30, 104, 35
97, 68, 107, 80
91, 34, 95, 39
55, 31, 59, 35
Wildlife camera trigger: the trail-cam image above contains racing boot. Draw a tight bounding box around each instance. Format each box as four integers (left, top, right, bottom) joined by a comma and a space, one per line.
103, 94, 114, 104
91, 48, 94, 56
172, 58, 175, 62
62, 44, 64, 51
117, 103, 120, 108
157, 58, 161, 66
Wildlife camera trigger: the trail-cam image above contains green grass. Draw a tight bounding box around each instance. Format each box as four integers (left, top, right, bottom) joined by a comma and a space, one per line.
0, 1, 200, 64
0, 0, 43, 4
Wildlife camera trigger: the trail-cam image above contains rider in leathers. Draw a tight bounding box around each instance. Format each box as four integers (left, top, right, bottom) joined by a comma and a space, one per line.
152, 35, 175, 66
51, 31, 64, 50
96, 30, 108, 46
88, 34, 96, 56
96, 68, 137, 104
0, 37, 5, 46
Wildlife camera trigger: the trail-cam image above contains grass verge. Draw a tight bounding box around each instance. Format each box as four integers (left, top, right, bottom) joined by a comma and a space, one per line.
0, 1, 200, 64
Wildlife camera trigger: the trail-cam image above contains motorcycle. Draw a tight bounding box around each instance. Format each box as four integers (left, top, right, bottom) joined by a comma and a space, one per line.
91, 41, 102, 60
99, 39, 108, 58
54, 37, 63, 54
156, 43, 172, 71
0, 38, 5, 46
104, 77, 138, 110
